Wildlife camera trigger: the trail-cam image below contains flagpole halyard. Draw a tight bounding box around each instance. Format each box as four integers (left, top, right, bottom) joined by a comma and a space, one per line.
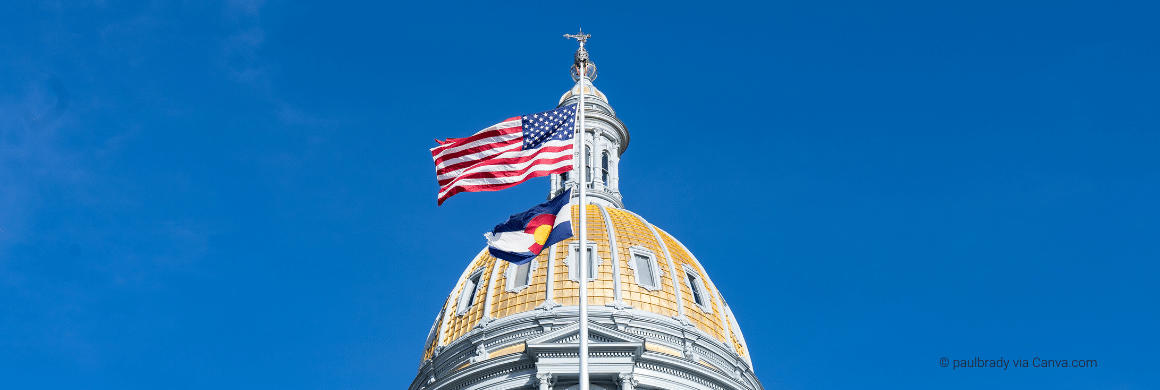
563, 29, 591, 390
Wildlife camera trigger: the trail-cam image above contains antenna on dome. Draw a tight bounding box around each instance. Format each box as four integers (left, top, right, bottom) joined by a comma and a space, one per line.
564, 28, 592, 390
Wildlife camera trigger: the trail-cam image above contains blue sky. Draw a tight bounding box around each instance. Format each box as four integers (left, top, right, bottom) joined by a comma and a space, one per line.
2, 1, 1157, 389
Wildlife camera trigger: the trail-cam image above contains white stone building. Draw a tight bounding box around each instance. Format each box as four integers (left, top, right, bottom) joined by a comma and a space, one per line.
411, 48, 761, 390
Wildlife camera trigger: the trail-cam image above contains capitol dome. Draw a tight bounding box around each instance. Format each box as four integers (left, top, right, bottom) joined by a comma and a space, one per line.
413, 47, 761, 390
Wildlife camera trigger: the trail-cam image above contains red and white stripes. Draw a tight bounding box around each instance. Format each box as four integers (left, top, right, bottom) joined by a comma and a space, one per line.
431, 117, 573, 205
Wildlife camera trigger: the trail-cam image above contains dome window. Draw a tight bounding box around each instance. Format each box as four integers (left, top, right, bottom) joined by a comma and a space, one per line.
456, 268, 485, 315
627, 246, 662, 291
584, 146, 594, 189
687, 273, 703, 305
565, 242, 603, 282
504, 260, 539, 293
601, 150, 610, 187
682, 265, 712, 313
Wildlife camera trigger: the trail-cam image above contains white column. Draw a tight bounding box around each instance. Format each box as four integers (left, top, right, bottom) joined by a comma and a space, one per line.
536, 372, 554, 390
618, 373, 637, 390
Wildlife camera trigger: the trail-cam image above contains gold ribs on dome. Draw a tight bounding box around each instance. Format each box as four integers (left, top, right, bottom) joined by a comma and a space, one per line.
427, 204, 748, 361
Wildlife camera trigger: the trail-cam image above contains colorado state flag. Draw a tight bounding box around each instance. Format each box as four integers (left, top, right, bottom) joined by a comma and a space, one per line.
484, 189, 574, 264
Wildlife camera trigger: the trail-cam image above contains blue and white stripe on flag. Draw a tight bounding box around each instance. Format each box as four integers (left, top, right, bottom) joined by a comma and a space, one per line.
484, 189, 574, 264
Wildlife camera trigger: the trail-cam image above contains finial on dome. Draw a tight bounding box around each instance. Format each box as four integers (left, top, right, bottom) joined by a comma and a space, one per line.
563, 29, 591, 48
564, 29, 597, 82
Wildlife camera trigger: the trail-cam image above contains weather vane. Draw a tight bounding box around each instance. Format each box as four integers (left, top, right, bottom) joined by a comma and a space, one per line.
563, 29, 591, 49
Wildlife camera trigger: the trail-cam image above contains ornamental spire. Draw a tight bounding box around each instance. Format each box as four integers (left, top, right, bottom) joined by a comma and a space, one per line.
564, 29, 597, 82
552, 31, 626, 208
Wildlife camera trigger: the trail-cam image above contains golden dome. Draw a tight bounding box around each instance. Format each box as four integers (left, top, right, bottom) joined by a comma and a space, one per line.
421, 204, 753, 365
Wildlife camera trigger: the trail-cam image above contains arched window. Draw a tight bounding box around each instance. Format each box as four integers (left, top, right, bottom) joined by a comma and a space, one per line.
456, 268, 485, 315
585, 146, 593, 189
601, 151, 610, 187
681, 265, 712, 313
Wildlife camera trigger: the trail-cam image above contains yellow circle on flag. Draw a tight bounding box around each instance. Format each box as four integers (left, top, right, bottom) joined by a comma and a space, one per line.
533, 224, 552, 245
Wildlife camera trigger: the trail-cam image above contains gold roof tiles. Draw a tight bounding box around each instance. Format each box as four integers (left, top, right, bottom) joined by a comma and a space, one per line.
430, 205, 748, 360
656, 228, 727, 342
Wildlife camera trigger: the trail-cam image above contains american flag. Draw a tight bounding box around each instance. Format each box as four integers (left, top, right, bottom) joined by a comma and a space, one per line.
431, 104, 577, 205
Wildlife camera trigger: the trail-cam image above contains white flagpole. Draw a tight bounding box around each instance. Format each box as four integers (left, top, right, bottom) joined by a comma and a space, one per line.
563, 30, 593, 390
576, 40, 590, 390
565, 29, 590, 390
